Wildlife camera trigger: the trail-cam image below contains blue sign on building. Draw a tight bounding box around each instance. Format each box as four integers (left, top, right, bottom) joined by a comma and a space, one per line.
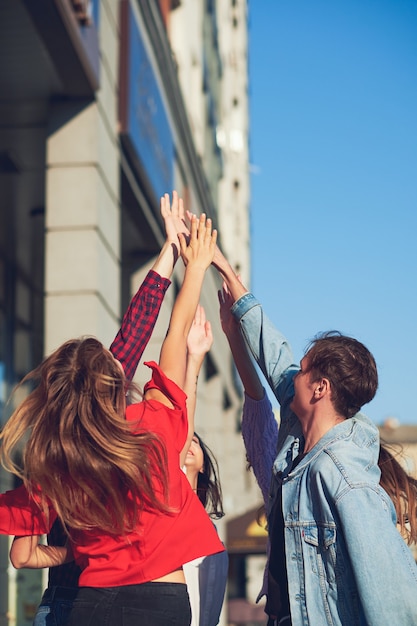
120, 0, 174, 199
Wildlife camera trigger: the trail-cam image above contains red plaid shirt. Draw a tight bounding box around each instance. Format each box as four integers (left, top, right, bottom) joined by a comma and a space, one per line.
47, 269, 171, 588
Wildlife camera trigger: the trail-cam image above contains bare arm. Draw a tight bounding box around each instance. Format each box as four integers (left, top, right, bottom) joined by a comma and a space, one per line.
10, 535, 73, 569
185, 210, 247, 303
110, 191, 189, 381
151, 190, 189, 278
180, 305, 213, 467
212, 244, 249, 302
145, 212, 217, 403
218, 281, 264, 400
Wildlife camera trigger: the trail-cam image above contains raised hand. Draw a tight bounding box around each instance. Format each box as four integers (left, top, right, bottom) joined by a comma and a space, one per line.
161, 191, 190, 249
152, 192, 188, 278
179, 213, 217, 271
156, 213, 216, 391
180, 304, 213, 467
187, 305, 213, 359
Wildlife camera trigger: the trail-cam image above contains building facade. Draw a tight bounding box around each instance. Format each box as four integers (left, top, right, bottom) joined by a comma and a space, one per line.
0, 1, 263, 624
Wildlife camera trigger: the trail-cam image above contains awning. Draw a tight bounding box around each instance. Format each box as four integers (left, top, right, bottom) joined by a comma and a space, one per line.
226, 504, 268, 555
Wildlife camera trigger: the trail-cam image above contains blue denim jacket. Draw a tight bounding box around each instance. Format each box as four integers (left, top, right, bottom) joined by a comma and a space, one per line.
232, 293, 417, 626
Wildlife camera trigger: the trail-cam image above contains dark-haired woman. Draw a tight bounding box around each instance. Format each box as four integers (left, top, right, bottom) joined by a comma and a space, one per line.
183, 432, 228, 626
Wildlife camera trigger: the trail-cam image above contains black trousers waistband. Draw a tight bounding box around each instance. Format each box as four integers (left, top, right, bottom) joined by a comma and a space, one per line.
40, 586, 78, 603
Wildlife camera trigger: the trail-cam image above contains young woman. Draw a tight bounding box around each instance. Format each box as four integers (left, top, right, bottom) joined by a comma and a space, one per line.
9, 190, 194, 626
10, 302, 229, 626
183, 432, 228, 626
179, 302, 228, 626
184, 433, 225, 520
0, 208, 224, 625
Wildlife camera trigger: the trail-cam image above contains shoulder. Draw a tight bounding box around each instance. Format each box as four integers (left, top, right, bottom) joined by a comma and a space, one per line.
143, 361, 187, 409
307, 418, 381, 488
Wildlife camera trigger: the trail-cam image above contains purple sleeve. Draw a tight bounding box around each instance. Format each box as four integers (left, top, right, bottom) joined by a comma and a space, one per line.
241, 390, 278, 504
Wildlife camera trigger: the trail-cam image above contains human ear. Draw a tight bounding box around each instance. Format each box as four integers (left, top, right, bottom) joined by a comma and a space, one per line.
314, 378, 330, 398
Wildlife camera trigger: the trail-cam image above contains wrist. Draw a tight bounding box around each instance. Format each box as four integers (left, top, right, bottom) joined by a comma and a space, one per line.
186, 355, 205, 374
165, 235, 180, 247
162, 239, 180, 256
187, 351, 206, 363
184, 262, 209, 276
152, 241, 179, 278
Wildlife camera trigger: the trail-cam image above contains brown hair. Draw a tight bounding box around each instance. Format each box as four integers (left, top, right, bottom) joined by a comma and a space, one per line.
0, 337, 169, 535
378, 444, 417, 545
305, 331, 378, 418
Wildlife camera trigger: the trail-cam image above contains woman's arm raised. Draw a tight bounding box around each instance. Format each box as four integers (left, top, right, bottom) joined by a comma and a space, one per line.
180, 304, 213, 467
145, 213, 216, 405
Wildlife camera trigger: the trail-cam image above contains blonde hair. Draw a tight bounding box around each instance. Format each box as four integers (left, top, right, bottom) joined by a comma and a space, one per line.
379, 444, 417, 545
0, 337, 169, 535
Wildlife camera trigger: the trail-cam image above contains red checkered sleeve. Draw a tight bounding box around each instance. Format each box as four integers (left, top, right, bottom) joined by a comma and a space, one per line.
109, 270, 171, 382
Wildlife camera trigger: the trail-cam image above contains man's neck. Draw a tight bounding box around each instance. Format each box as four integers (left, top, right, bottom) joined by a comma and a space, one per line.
300, 409, 346, 454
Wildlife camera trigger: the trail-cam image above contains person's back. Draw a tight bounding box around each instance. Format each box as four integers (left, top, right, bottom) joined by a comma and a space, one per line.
13, 190, 193, 625
69, 369, 223, 589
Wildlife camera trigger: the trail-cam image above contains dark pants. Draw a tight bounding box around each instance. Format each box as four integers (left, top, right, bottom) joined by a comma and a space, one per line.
66, 582, 191, 626
34, 586, 78, 626
267, 618, 292, 626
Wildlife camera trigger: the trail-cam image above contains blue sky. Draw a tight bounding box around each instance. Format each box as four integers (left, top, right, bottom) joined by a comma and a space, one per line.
248, 0, 417, 425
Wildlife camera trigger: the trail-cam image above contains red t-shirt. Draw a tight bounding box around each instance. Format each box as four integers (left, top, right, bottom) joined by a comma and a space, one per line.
71, 361, 224, 587
0, 362, 224, 587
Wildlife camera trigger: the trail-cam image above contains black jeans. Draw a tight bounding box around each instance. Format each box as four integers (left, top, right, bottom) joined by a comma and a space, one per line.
66, 583, 191, 626
267, 618, 292, 626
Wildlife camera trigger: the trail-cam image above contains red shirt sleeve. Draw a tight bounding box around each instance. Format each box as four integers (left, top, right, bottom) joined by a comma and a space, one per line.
0, 485, 55, 536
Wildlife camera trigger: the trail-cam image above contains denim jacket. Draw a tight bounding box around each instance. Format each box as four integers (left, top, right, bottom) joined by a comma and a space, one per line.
232, 293, 417, 626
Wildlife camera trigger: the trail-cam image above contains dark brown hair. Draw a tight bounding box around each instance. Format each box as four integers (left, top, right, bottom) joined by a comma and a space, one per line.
305, 331, 378, 418
0, 337, 169, 535
195, 433, 224, 520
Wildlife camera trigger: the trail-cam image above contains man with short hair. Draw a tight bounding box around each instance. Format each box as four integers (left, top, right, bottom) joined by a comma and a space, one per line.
213, 246, 417, 626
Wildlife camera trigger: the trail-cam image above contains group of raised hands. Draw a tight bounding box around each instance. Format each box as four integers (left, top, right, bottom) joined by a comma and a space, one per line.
160, 188, 248, 322
156, 190, 252, 464
6, 191, 250, 576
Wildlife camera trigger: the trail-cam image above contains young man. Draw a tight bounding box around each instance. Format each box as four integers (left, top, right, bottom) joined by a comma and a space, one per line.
213, 246, 417, 626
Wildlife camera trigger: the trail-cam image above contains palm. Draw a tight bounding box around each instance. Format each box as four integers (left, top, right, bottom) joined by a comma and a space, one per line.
161, 191, 189, 245
187, 327, 212, 355
187, 305, 213, 356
